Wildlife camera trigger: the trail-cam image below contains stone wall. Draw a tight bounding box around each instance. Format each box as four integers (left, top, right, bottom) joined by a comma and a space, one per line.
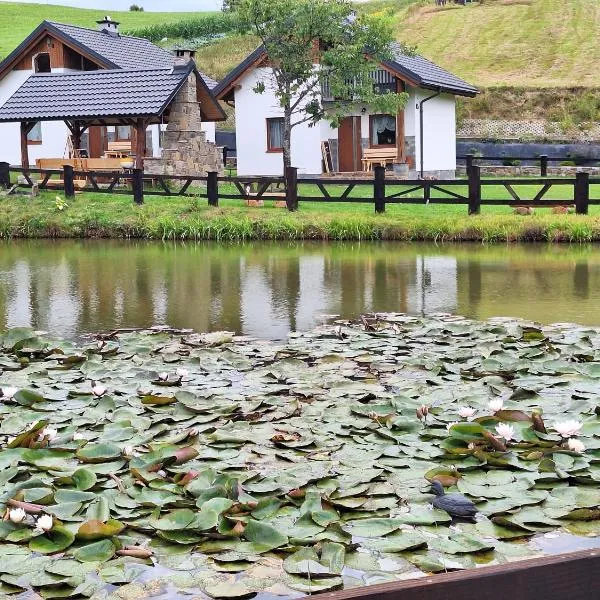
145, 69, 223, 177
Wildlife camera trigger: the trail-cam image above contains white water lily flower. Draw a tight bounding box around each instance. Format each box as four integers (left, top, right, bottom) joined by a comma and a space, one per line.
458, 406, 476, 419
34, 515, 53, 533
73, 433, 84, 441
554, 420, 582, 438
446, 421, 459, 432
488, 399, 504, 413
1, 387, 18, 399
495, 423, 515, 442
176, 368, 189, 379
567, 438, 585, 453
123, 445, 135, 457
189, 427, 199, 437
158, 372, 169, 381
8, 508, 26, 523
91, 383, 106, 397
39, 427, 58, 442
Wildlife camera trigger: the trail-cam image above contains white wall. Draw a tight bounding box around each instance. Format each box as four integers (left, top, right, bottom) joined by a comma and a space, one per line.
234, 68, 323, 176
0, 70, 70, 166
411, 90, 456, 173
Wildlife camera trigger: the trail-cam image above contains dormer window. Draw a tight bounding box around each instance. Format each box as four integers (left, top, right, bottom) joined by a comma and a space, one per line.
34, 53, 51, 73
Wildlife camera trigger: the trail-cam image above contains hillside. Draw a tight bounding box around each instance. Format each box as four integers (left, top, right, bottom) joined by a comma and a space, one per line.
0, 2, 208, 60
397, 0, 600, 89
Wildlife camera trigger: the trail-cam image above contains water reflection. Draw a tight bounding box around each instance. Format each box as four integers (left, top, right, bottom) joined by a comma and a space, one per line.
0, 241, 600, 339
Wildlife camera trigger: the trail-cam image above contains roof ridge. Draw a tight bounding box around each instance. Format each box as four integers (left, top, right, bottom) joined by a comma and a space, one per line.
31, 67, 176, 76
46, 19, 154, 43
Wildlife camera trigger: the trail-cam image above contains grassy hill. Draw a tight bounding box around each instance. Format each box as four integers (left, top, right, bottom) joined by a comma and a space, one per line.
397, 0, 600, 89
0, 2, 208, 60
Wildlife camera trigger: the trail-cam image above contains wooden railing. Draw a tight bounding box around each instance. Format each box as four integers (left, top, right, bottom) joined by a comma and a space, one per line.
2, 161, 600, 215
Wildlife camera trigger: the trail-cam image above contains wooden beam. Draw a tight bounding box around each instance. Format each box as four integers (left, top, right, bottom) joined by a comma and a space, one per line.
20, 121, 36, 169
134, 118, 147, 170
318, 549, 600, 600
396, 79, 406, 163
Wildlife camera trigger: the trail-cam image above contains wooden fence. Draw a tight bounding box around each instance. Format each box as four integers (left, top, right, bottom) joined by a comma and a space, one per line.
459, 153, 600, 176
2, 162, 600, 215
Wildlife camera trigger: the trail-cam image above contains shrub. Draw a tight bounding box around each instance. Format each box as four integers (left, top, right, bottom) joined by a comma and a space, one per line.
130, 4, 144, 11
502, 158, 521, 166
125, 13, 240, 42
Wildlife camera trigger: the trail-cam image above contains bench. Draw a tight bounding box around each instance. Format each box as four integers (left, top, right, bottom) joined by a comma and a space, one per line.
362, 148, 398, 171
105, 142, 132, 158
35, 159, 88, 189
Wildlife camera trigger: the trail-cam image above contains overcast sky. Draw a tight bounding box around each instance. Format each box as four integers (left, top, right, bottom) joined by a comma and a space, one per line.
0, 0, 221, 10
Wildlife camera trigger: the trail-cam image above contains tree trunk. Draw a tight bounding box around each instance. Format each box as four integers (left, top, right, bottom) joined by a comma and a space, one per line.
283, 100, 292, 173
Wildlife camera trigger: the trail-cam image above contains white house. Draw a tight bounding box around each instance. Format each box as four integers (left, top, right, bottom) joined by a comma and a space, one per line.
0, 18, 222, 166
215, 43, 478, 177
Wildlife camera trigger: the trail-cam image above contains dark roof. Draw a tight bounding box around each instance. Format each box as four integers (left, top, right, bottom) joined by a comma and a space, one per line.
382, 42, 478, 97
214, 44, 478, 100
200, 73, 218, 90
0, 67, 190, 122
48, 21, 175, 69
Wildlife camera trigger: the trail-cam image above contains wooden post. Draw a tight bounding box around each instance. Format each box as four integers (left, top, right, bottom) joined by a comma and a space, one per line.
540, 154, 548, 177
285, 166, 298, 212
63, 164, 75, 198
134, 119, 146, 171
20, 121, 31, 169
468, 165, 481, 215
575, 171, 589, 215
465, 153, 475, 172
0, 162, 10, 188
132, 168, 144, 205
207, 171, 219, 207
374, 165, 386, 213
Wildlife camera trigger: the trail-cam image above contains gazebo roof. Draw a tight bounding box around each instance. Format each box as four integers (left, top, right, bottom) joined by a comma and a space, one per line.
0, 63, 225, 125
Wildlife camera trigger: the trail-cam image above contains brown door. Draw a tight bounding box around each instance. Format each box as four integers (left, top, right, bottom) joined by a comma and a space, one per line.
88, 126, 105, 158
338, 116, 362, 172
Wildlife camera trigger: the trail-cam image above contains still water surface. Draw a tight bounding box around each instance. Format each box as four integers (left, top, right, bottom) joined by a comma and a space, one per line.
1, 240, 600, 338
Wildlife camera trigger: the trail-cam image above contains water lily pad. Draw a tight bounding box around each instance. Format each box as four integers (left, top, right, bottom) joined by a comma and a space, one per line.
72, 539, 116, 562
29, 526, 75, 554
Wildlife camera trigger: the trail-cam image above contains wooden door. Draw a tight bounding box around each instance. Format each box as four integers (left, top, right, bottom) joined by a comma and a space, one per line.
88, 126, 105, 158
338, 116, 362, 172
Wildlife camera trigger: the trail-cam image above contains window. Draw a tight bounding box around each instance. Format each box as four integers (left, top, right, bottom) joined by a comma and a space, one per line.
33, 53, 51, 73
370, 114, 396, 147
27, 122, 42, 145
116, 126, 131, 141
266, 118, 284, 153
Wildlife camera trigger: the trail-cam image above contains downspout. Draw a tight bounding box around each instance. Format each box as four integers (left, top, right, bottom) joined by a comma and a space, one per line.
417, 89, 441, 179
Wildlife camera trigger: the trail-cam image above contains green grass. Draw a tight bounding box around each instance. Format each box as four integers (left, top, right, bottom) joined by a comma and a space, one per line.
397, 0, 600, 88
0, 2, 212, 60
2, 182, 600, 243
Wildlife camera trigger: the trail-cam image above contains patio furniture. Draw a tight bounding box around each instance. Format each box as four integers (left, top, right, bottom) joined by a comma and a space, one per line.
362, 148, 398, 171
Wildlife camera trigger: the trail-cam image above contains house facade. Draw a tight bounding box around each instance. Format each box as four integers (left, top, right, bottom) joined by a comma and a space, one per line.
215, 44, 478, 177
0, 18, 221, 167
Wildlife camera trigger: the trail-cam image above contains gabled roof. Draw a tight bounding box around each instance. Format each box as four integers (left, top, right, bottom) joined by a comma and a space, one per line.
0, 64, 226, 124
214, 44, 478, 100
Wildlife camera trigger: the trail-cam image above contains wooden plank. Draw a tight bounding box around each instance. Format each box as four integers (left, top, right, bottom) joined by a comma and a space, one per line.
316, 182, 332, 200
339, 184, 355, 200
386, 185, 423, 199
503, 183, 521, 202
431, 185, 468, 200
533, 183, 552, 202
319, 549, 600, 600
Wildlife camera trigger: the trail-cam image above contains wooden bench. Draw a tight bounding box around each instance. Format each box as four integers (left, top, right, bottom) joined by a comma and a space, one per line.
362, 148, 398, 171
35, 159, 87, 189
105, 142, 132, 159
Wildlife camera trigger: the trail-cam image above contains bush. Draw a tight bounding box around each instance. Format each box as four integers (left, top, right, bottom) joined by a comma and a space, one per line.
130, 4, 144, 11
125, 13, 240, 42
560, 160, 576, 166
502, 158, 521, 166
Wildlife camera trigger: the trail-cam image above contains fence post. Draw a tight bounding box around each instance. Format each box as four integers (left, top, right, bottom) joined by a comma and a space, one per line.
466, 153, 475, 172
285, 166, 298, 212
0, 162, 9, 188
63, 164, 75, 199
207, 171, 219, 207
575, 171, 589, 215
132, 168, 144, 205
374, 165, 386, 213
540, 155, 548, 177
468, 165, 481, 215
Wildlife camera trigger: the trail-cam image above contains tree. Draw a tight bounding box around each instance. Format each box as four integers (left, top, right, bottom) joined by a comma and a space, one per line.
222, 0, 239, 12
237, 0, 412, 171
129, 4, 144, 11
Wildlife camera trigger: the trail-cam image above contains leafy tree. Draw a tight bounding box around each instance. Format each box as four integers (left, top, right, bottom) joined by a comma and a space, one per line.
129, 4, 144, 11
222, 0, 240, 12
237, 0, 411, 171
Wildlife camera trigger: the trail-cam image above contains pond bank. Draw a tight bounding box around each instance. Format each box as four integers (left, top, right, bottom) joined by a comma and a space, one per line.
3, 191, 600, 242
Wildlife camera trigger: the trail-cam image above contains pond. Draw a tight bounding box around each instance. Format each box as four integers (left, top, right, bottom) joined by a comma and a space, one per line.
1, 241, 600, 339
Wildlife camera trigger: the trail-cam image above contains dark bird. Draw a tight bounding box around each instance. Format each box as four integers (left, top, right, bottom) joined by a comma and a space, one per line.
429, 480, 478, 519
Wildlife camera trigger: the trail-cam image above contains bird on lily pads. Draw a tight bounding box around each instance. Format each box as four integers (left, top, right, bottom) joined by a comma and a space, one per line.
429, 480, 478, 520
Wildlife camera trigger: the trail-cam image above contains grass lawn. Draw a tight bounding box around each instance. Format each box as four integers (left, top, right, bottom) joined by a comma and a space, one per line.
0, 2, 207, 60
2, 180, 600, 242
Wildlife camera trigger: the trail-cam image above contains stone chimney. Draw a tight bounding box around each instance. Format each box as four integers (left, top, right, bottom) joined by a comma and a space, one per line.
144, 71, 223, 177
173, 49, 196, 70
96, 16, 120, 37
